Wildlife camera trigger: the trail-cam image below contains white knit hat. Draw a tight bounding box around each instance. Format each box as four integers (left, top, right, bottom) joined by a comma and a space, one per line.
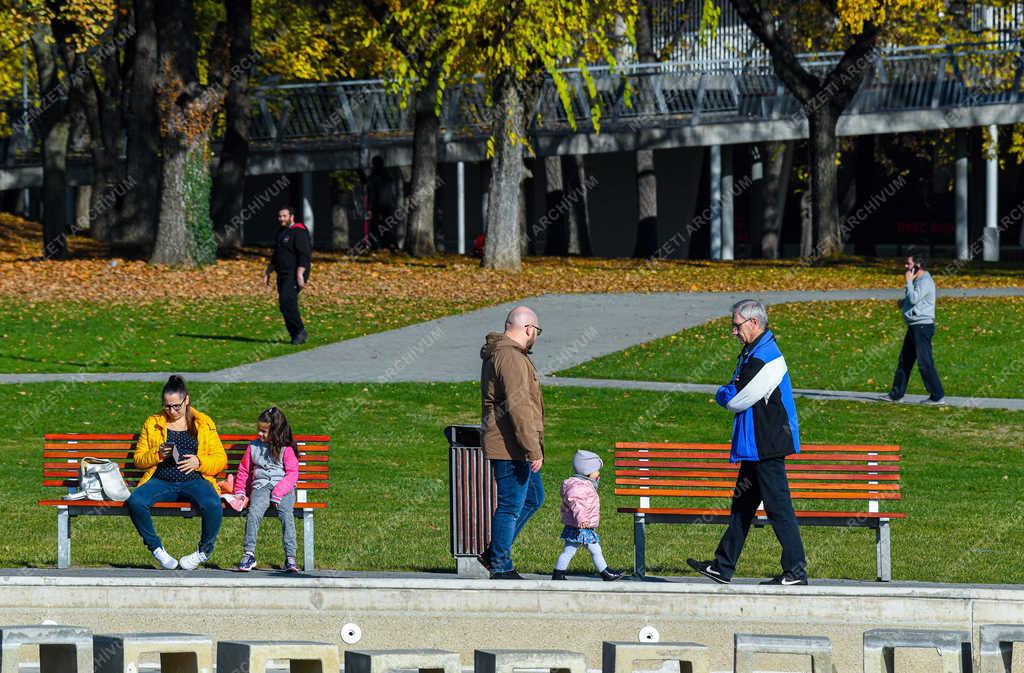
573, 450, 603, 475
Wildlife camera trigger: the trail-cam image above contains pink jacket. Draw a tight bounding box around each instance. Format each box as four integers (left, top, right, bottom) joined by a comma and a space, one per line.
234, 444, 299, 504
560, 476, 601, 529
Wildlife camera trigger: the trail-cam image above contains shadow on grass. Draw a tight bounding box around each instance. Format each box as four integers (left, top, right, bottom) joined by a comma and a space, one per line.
176, 333, 285, 344
0, 353, 120, 368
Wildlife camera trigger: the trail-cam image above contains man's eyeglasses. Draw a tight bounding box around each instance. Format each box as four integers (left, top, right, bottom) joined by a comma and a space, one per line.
163, 400, 187, 412
731, 317, 753, 330
527, 324, 543, 336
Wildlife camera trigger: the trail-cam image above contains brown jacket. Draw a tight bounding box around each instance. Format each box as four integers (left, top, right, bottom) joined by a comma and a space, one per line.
480, 332, 545, 461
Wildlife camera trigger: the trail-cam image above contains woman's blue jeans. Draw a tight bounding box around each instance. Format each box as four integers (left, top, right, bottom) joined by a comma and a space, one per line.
488, 459, 544, 573
126, 477, 223, 556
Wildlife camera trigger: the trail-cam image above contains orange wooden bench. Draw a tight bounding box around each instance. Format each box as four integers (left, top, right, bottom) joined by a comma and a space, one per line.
39, 433, 330, 570
615, 442, 906, 581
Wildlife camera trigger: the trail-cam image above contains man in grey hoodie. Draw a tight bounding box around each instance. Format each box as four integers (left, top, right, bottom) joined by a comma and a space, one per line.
887, 250, 945, 404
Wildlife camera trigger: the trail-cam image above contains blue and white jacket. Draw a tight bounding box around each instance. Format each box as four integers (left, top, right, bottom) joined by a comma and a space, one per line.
715, 329, 800, 463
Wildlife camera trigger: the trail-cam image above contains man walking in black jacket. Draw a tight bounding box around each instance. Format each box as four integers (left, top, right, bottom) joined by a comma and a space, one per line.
264, 206, 311, 345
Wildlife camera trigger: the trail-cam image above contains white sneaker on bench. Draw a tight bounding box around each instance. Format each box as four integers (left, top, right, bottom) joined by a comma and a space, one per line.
152, 547, 178, 570
179, 550, 208, 570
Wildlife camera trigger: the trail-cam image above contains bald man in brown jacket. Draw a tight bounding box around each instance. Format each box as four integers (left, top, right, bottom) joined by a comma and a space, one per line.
479, 306, 545, 579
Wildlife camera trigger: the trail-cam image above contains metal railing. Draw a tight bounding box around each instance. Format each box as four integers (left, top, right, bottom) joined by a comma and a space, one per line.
2, 40, 1022, 155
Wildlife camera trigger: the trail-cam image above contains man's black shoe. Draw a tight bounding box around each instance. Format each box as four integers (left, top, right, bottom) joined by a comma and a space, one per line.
291, 330, 308, 345
686, 558, 730, 584
600, 568, 623, 581
490, 570, 523, 580
477, 553, 492, 571
760, 573, 808, 586
551, 569, 567, 580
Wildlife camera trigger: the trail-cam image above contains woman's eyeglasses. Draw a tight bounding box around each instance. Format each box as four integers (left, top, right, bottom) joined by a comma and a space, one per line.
163, 400, 186, 412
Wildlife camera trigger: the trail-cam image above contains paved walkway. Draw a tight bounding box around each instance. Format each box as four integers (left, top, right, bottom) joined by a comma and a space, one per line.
4, 287, 1022, 384
2, 288, 1023, 409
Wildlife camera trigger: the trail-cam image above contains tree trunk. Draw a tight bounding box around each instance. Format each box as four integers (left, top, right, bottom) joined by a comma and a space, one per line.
563, 154, 591, 256
808, 106, 841, 257
518, 158, 530, 258
73, 61, 117, 242
151, 0, 223, 266
542, 155, 565, 255
799, 188, 813, 258
29, 25, 70, 260
151, 139, 193, 265
634, 148, 658, 257
761, 141, 792, 259
118, 0, 161, 249
406, 76, 439, 256
210, 0, 252, 252
482, 72, 528, 271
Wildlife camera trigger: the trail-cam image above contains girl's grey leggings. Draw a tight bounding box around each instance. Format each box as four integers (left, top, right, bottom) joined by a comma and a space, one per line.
243, 485, 297, 558
555, 541, 607, 572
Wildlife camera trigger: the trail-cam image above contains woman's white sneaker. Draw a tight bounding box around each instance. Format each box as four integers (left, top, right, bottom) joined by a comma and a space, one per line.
152, 547, 178, 570
179, 550, 208, 570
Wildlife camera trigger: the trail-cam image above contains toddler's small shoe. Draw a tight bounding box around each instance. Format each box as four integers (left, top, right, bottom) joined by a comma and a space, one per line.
152, 547, 178, 570
238, 552, 256, 572
179, 550, 208, 570
285, 557, 299, 573
600, 568, 624, 581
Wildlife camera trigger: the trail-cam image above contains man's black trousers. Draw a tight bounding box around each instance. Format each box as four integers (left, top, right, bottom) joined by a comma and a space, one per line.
277, 276, 304, 339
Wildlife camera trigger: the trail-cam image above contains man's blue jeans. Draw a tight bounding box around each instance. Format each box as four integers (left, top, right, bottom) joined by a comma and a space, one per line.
488, 459, 544, 573
126, 477, 223, 556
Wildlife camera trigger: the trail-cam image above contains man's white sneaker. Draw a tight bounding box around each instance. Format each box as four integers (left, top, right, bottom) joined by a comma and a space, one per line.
152, 547, 178, 570
178, 550, 208, 570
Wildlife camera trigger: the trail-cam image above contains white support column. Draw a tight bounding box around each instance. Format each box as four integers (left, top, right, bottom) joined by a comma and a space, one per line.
457, 162, 466, 254
302, 171, 315, 238
955, 130, 969, 261
983, 125, 999, 261
721, 146, 734, 261
709, 145, 722, 260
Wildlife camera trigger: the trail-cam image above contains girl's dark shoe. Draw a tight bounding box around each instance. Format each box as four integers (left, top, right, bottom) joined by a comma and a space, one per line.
551, 569, 567, 580
600, 568, 624, 581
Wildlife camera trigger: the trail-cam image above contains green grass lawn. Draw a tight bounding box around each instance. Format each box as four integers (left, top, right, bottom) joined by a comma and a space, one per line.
4, 381, 1023, 584
0, 297, 471, 373
558, 297, 1024, 398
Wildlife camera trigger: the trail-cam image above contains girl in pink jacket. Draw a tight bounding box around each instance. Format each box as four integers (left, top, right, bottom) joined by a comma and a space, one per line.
552, 450, 623, 581
235, 407, 300, 573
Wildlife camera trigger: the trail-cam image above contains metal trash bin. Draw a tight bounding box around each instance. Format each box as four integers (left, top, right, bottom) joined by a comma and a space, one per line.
444, 424, 495, 577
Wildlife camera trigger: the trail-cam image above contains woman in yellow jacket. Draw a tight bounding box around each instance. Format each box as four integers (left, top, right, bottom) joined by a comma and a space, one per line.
125, 375, 227, 570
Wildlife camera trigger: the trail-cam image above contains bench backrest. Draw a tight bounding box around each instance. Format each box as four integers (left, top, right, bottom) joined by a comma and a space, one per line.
43, 433, 330, 495
615, 442, 901, 511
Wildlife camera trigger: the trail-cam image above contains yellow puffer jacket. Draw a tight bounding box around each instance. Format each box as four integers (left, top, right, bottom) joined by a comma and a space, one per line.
133, 408, 227, 490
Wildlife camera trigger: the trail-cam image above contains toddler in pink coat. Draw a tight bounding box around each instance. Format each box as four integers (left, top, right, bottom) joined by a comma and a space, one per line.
552, 450, 623, 581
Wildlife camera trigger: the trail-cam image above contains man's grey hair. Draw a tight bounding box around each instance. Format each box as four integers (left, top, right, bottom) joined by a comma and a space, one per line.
731, 299, 768, 328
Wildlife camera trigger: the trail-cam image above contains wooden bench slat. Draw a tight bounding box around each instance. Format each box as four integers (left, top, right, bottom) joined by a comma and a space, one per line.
615, 468, 900, 480
614, 461, 900, 473
615, 478, 902, 491
617, 506, 907, 519
43, 479, 331, 489
615, 487, 902, 500
615, 453, 901, 462
616, 442, 901, 452
38, 499, 328, 509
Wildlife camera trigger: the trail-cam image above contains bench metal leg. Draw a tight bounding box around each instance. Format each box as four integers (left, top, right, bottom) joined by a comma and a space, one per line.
303, 509, 315, 571
633, 513, 646, 578
876, 520, 891, 582
57, 506, 71, 569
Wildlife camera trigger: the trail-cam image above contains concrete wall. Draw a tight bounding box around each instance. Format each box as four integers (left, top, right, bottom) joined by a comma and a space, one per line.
4, 573, 1024, 673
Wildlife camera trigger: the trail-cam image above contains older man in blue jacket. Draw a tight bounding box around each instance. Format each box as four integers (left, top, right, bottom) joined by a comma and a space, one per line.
687, 299, 807, 585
